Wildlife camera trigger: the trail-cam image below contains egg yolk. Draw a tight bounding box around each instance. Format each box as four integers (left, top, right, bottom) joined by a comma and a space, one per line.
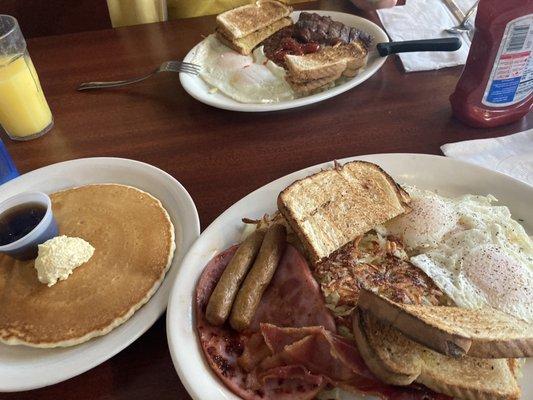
386, 196, 458, 249
463, 244, 532, 319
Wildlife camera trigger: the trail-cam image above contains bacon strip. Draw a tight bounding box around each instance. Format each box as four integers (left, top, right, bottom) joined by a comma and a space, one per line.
249, 323, 451, 400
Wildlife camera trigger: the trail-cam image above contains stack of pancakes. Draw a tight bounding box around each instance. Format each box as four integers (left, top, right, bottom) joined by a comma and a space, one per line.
0, 184, 175, 347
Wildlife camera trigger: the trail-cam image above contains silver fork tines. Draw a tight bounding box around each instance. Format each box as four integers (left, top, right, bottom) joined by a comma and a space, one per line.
445, 0, 478, 35
77, 60, 200, 91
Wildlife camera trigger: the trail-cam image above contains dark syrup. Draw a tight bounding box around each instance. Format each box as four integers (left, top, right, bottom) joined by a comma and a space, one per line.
0, 202, 46, 246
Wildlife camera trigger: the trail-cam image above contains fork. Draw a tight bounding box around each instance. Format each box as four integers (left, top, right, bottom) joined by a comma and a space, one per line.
445, 1, 478, 35
77, 60, 200, 91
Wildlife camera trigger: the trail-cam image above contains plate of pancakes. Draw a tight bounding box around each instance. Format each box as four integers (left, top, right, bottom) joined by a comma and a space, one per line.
0, 157, 200, 391
166, 153, 533, 400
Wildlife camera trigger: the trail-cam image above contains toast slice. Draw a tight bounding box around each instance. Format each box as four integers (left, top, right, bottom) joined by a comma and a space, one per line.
286, 58, 347, 84
285, 41, 367, 82
216, 17, 292, 56
277, 161, 411, 263
357, 289, 533, 358
286, 68, 343, 95
216, 0, 292, 40
353, 309, 521, 400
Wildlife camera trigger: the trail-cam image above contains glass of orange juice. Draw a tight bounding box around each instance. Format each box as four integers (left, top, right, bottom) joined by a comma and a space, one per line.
0, 15, 53, 141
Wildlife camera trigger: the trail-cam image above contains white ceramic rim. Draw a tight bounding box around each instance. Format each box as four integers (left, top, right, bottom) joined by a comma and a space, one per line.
166, 153, 533, 400
0, 191, 52, 251
179, 10, 389, 112
0, 157, 201, 392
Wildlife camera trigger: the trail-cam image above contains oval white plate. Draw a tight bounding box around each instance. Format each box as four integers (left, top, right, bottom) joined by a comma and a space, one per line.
167, 153, 533, 400
179, 11, 388, 112
0, 157, 200, 392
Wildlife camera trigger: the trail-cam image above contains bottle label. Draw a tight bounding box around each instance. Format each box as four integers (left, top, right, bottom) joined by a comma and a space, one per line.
482, 15, 533, 107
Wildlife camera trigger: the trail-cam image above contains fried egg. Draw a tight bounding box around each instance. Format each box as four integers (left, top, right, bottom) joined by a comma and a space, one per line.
380, 186, 533, 322
189, 35, 294, 103
385, 192, 459, 249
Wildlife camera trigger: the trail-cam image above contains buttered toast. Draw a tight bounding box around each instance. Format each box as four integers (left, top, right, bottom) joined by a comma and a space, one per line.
216, 0, 291, 40
284, 41, 368, 94
215, 0, 292, 55
216, 17, 292, 55
278, 161, 411, 262
353, 309, 521, 400
358, 289, 533, 359
285, 41, 368, 82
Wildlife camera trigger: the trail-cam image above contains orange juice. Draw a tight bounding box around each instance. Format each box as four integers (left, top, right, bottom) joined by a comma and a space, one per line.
0, 53, 53, 139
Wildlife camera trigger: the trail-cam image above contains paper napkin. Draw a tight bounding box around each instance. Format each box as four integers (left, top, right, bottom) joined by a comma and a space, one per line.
376, 0, 477, 72
441, 129, 533, 186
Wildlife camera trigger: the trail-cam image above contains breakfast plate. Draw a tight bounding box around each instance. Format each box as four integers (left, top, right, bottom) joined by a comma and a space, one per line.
166, 153, 533, 400
180, 10, 388, 112
0, 157, 200, 392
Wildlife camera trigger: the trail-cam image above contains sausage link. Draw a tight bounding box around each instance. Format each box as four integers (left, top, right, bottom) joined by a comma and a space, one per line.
205, 228, 266, 326
229, 224, 287, 331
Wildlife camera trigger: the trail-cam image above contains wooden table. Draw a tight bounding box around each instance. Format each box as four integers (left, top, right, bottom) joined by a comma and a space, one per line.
3, 1, 531, 399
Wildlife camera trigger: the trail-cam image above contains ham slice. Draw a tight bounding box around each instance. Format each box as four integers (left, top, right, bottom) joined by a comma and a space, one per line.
238, 332, 271, 372
250, 245, 336, 332
196, 247, 251, 396
257, 324, 369, 381
247, 365, 324, 394
262, 325, 323, 353
195, 245, 328, 400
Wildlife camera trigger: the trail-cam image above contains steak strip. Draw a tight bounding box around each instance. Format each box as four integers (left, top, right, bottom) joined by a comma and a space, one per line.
295, 12, 372, 49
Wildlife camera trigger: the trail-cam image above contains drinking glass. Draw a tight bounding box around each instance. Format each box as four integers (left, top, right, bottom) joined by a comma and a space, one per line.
107, 0, 168, 28
0, 15, 53, 141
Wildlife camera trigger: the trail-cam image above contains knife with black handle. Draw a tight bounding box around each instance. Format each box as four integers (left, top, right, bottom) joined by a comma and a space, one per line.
375, 37, 462, 57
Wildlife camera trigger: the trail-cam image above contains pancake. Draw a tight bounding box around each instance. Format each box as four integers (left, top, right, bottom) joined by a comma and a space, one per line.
0, 184, 175, 347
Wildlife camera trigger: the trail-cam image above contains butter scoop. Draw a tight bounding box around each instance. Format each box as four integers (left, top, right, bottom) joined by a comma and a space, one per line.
35, 235, 95, 286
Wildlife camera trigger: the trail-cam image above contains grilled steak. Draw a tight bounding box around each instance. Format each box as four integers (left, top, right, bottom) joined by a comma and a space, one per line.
261, 12, 372, 67
295, 12, 372, 48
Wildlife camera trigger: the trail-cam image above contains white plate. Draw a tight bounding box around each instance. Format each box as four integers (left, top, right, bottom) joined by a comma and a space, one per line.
179, 11, 388, 112
166, 153, 533, 400
0, 157, 200, 392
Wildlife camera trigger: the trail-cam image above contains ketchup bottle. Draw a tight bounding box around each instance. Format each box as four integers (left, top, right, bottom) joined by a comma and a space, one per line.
450, 0, 533, 128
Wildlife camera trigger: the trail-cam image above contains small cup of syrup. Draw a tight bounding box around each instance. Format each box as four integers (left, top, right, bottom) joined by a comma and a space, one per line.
0, 192, 58, 260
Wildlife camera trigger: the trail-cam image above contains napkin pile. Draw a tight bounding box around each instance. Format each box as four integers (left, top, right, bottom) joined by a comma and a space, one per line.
377, 0, 477, 72
441, 129, 533, 186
